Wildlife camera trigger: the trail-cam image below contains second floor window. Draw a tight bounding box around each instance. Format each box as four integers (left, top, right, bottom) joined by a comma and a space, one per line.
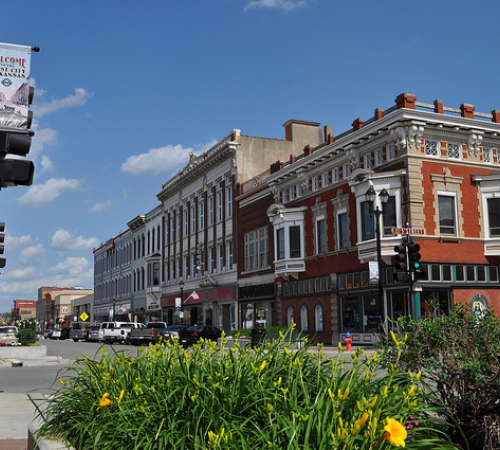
487, 197, 500, 237
277, 225, 302, 260
337, 212, 349, 250
361, 201, 375, 241
438, 195, 456, 235
316, 218, 327, 254
245, 228, 268, 271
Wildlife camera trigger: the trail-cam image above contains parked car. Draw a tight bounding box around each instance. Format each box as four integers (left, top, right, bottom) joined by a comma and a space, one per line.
86, 324, 103, 342
70, 322, 97, 342
100, 322, 131, 344
0, 326, 18, 345
160, 325, 187, 343
180, 325, 222, 347
129, 322, 169, 345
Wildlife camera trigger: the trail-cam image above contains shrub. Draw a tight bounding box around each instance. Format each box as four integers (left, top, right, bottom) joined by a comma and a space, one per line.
378, 305, 500, 449
16, 327, 38, 346
37, 328, 459, 450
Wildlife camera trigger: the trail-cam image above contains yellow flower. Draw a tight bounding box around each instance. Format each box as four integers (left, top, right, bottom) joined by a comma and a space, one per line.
117, 389, 125, 403
96, 392, 112, 411
390, 330, 399, 346
384, 418, 407, 448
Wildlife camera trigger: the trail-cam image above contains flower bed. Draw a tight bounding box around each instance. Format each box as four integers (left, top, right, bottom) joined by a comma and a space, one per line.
35, 329, 460, 450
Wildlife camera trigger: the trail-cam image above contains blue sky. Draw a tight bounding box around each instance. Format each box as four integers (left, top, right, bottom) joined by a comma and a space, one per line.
0, 0, 499, 313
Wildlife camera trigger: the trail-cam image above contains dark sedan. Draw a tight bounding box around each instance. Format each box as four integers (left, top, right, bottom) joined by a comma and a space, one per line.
180, 325, 222, 346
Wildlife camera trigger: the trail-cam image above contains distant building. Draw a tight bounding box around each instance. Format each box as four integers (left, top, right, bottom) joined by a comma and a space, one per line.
37, 286, 94, 333
11, 300, 36, 321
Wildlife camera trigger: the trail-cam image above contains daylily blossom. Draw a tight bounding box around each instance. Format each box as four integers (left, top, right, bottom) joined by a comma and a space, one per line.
96, 392, 112, 411
384, 417, 407, 448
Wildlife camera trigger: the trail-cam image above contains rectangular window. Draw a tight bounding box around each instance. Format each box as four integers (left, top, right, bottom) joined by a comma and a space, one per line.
338, 212, 349, 249
245, 228, 268, 270
276, 228, 285, 260
438, 195, 456, 235
209, 247, 215, 273
208, 196, 214, 226
487, 198, 500, 236
199, 201, 205, 230
483, 148, 491, 163
227, 240, 233, 270
184, 208, 189, 236
322, 172, 329, 187
218, 244, 224, 271
316, 218, 327, 254
191, 205, 196, 233
226, 185, 232, 217
218, 190, 223, 222
425, 140, 438, 156
290, 225, 301, 258
361, 201, 375, 241
447, 143, 461, 159
383, 196, 397, 236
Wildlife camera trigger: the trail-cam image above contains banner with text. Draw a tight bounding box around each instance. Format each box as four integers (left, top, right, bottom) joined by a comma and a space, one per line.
0, 42, 34, 129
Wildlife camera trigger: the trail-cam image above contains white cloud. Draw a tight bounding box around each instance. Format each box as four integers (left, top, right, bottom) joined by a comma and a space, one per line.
88, 200, 112, 213
38, 155, 55, 175
244, 0, 306, 12
34, 88, 93, 118
18, 243, 45, 266
48, 256, 90, 276
4, 267, 38, 280
29, 126, 58, 159
121, 144, 193, 176
18, 178, 81, 207
51, 229, 100, 252
7, 234, 35, 251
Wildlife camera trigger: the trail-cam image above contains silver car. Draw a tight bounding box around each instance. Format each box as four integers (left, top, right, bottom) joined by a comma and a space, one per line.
0, 326, 19, 345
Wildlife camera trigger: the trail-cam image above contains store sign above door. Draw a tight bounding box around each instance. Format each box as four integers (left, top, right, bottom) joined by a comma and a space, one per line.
391, 228, 425, 236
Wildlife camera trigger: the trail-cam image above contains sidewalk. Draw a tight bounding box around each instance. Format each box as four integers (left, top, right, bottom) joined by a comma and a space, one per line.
0, 393, 35, 449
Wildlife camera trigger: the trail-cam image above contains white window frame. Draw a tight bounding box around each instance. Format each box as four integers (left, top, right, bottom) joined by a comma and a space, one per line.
438, 192, 458, 236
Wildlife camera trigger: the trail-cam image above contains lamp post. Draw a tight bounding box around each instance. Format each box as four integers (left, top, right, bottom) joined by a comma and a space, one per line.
365, 185, 389, 331
112, 299, 116, 321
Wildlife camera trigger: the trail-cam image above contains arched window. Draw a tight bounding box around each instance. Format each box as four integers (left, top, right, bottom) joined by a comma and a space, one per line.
314, 303, 324, 332
286, 305, 295, 328
300, 304, 309, 332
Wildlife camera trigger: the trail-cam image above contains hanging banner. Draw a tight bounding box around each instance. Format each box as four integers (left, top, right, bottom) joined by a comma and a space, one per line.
0, 42, 34, 129
369, 261, 379, 285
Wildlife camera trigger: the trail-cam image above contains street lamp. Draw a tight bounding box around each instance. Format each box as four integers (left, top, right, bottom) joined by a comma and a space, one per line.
365, 186, 389, 330
112, 299, 116, 321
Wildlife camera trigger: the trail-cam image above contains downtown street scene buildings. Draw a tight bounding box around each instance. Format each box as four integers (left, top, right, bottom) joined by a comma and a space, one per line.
93, 93, 500, 345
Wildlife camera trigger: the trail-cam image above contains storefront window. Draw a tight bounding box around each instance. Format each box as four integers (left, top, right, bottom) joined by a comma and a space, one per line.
299, 304, 308, 331
363, 296, 382, 333
314, 303, 324, 332
286, 305, 295, 327
342, 297, 359, 332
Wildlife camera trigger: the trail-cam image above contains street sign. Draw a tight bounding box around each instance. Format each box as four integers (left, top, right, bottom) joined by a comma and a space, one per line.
392, 227, 425, 235
80, 312, 89, 322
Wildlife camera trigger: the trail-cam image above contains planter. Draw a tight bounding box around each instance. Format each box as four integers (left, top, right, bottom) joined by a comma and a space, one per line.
0, 345, 46, 360
28, 420, 74, 450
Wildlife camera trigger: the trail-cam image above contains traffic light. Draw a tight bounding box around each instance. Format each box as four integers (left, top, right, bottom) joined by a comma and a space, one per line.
0, 222, 5, 269
393, 243, 407, 282
408, 242, 422, 271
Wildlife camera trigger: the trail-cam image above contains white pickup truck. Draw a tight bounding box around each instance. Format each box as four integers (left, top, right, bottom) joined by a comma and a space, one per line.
100, 322, 145, 344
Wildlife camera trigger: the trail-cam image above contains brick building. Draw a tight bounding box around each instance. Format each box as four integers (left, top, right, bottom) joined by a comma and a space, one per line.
258, 93, 500, 345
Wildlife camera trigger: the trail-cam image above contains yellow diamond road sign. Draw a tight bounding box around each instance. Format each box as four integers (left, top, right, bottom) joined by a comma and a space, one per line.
80, 312, 89, 322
